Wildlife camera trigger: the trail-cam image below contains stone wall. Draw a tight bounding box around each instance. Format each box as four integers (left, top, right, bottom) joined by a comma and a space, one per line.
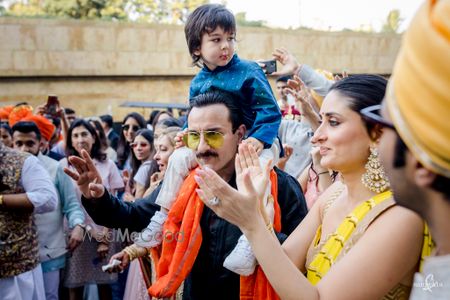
0, 17, 401, 119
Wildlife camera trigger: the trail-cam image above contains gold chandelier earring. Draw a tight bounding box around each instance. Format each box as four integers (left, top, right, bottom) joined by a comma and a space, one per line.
361, 147, 390, 193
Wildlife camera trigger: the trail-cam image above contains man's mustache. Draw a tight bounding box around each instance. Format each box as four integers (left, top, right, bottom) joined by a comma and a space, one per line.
196, 151, 219, 159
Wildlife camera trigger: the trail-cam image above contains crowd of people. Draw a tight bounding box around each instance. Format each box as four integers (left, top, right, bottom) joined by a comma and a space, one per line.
0, 1, 448, 300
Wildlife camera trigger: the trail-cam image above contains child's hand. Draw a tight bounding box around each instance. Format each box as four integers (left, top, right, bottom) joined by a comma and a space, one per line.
242, 137, 264, 155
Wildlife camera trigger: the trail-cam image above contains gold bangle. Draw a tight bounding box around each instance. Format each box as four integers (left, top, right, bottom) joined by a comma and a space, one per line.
0, 195, 3, 206
123, 247, 136, 261
123, 244, 148, 261
266, 222, 274, 233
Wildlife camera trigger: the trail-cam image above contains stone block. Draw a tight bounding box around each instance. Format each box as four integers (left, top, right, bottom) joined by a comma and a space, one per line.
19, 25, 38, 51
0, 25, 21, 50
13, 51, 46, 71
35, 26, 70, 51
82, 26, 116, 51
0, 51, 13, 70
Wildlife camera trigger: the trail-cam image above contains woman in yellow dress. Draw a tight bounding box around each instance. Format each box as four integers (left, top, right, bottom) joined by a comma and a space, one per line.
194, 74, 428, 299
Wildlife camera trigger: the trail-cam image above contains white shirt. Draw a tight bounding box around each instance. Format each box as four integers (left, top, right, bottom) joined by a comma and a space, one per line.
21, 155, 58, 214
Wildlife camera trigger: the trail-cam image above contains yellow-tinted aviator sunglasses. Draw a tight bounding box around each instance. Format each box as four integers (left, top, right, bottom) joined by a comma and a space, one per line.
182, 131, 225, 150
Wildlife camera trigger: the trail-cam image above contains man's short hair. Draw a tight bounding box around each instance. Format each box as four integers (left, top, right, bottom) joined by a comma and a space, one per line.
99, 114, 113, 128
394, 135, 450, 201
189, 90, 243, 132
64, 108, 76, 115
184, 4, 236, 66
276, 75, 292, 83
11, 121, 42, 141
0, 122, 12, 135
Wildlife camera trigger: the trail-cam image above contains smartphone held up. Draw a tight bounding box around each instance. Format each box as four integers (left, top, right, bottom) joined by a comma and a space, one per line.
45, 95, 60, 117
260, 59, 277, 75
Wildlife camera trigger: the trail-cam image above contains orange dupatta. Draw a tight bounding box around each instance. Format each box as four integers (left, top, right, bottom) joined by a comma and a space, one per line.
149, 168, 280, 299
148, 168, 204, 298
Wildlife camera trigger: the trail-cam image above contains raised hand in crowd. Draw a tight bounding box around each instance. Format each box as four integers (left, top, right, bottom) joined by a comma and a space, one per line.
63, 149, 105, 199
271, 47, 301, 76
285, 75, 321, 130
334, 70, 348, 81
195, 143, 273, 230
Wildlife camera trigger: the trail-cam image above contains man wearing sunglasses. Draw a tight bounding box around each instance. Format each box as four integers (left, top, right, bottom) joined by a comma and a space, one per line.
361, 1, 450, 299
67, 90, 308, 299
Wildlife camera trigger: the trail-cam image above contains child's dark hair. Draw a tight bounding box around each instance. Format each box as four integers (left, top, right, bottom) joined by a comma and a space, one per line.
185, 4, 236, 66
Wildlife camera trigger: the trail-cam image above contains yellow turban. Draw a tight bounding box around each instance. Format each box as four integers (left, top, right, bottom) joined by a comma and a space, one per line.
387, 0, 450, 178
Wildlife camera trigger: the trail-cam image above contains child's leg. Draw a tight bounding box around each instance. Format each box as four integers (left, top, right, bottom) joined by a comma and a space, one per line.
135, 147, 197, 248
223, 143, 279, 276
155, 147, 198, 210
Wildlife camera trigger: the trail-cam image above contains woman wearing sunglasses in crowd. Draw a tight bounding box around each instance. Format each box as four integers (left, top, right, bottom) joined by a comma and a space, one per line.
116, 112, 146, 172
123, 129, 158, 201
61, 119, 124, 300
107, 125, 181, 300
195, 75, 430, 299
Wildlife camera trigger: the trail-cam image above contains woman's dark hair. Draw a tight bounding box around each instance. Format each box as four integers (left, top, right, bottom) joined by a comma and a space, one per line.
66, 119, 106, 161
147, 110, 161, 127
185, 4, 236, 66
89, 118, 108, 150
151, 111, 173, 130
99, 114, 113, 129
130, 129, 155, 189
328, 74, 387, 136
155, 116, 183, 130
117, 112, 146, 170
